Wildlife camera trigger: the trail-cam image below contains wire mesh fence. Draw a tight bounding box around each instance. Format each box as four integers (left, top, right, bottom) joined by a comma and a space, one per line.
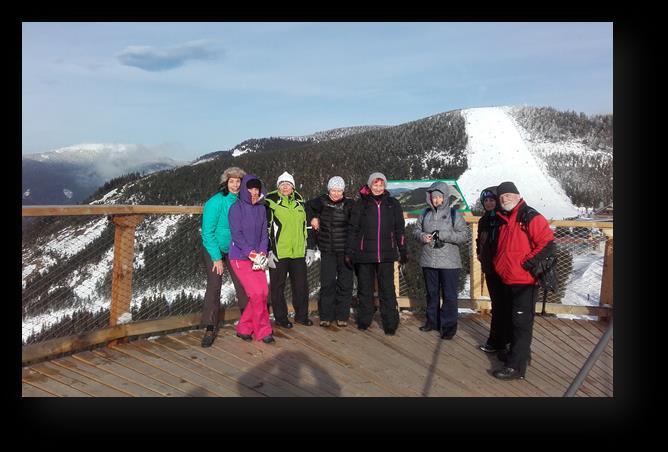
549, 225, 609, 305
22, 215, 115, 345
22, 211, 612, 347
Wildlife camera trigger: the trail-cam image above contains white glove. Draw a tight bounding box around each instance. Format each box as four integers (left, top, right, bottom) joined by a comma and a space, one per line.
305, 249, 316, 266
267, 251, 279, 269
251, 253, 268, 268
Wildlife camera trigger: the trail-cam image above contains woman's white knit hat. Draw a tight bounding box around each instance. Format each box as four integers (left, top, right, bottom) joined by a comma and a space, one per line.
277, 171, 295, 188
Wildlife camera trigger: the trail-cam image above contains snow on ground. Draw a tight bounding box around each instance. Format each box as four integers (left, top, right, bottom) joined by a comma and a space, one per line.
191, 156, 218, 165
22, 264, 36, 285
89, 188, 119, 205
22, 295, 111, 343
41, 217, 110, 259
70, 248, 114, 299
456, 107, 580, 220
554, 250, 603, 321
136, 215, 182, 246
133, 286, 208, 308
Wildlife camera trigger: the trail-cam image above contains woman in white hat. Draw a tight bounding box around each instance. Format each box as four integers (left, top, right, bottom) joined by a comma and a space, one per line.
264, 171, 312, 328
306, 176, 355, 327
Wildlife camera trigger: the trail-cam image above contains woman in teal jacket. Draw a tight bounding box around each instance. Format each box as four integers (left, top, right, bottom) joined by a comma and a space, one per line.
200, 166, 248, 347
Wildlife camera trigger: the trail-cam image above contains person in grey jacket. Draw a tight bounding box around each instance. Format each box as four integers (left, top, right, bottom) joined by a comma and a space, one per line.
413, 182, 469, 339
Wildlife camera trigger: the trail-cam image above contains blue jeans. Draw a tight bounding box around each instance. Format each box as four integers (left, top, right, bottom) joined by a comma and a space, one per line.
422, 267, 460, 334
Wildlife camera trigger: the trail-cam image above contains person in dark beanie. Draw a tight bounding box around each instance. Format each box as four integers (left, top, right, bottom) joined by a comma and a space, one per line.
200, 166, 249, 347
475, 186, 512, 353
306, 176, 355, 327
413, 182, 469, 339
492, 181, 555, 380
345, 172, 408, 335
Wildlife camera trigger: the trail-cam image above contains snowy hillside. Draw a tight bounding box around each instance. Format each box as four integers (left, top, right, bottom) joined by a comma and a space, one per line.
456, 107, 581, 220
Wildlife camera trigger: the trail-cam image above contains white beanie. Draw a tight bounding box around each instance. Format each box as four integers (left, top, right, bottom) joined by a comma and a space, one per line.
367, 172, 387, 187
277, 171, 295, 188
327, 176, 345, 191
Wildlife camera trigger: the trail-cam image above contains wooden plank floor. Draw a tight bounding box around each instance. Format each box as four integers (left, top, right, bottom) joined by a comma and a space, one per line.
22, 312, 613, 397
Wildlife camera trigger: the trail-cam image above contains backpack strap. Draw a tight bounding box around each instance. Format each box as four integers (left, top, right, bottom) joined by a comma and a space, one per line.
422, 207, 457, 230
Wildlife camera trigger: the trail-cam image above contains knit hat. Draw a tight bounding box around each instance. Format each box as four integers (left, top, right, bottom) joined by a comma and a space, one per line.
497, 181, 520, 196
479, 186, 498, 203
277, 171, 295, 188
367, 172, 387, 187
327, 176, 345, 191
219, 166, 246, 187
246, 178, 262, 190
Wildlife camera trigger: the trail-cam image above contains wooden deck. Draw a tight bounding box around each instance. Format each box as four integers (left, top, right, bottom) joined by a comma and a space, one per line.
21, 312, 613, 397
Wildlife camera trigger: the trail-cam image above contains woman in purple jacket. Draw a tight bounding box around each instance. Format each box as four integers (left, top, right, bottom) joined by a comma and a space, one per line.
228, 174, 275, 343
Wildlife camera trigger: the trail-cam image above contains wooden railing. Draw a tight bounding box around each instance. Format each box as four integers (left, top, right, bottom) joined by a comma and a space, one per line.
22, 205, 613, 364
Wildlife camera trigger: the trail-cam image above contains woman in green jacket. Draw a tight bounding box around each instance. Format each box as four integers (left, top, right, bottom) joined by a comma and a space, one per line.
265, 171, 314, 328
200, 166, 248, 347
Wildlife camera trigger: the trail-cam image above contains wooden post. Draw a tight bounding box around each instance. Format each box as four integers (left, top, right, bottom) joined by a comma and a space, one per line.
599, 230, 613, 310
469, 222, 484, 310
109, 214, 144, 332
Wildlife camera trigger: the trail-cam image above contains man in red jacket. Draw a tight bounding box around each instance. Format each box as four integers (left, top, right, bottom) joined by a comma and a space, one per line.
492, 181, 555, 380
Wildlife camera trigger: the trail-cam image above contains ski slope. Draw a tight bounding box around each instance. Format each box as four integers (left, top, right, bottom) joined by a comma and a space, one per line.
456, 107, 580, 220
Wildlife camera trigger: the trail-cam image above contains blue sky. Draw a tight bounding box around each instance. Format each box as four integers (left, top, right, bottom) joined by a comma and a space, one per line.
22, 22, 613, 161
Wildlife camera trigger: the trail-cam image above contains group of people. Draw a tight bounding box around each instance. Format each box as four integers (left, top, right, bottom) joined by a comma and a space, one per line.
200, 166, 554, 382
199, 168, 410, 346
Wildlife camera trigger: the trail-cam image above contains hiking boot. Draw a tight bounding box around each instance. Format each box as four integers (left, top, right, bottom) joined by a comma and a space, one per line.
493, 367, 525, 380
441, 326, 457, 340
201, 329, 217, 348
275, 320, 293, 329
262, 335, 275, 344
479, 343, 501, 353
236, 332, 252, 341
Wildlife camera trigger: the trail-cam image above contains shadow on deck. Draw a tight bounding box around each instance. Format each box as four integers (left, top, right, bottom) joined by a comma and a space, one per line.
22, 312, 613, 397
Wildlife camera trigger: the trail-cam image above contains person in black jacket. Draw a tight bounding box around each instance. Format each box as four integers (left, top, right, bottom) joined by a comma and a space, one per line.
306, 176, 355, 327
345, 172, 408, 335
475, 186, 512, 354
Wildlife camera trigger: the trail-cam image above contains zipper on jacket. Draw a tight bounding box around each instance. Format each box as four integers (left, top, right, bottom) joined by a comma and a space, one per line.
376, 200, 382, 263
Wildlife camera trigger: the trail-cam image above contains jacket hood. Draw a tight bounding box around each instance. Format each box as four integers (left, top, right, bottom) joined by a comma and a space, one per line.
239, 173, 266, 204
425, 181, 456, 209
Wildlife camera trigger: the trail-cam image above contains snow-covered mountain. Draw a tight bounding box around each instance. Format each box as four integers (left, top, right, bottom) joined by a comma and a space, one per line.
22, 143, 182, 205
456, 107, 582, 219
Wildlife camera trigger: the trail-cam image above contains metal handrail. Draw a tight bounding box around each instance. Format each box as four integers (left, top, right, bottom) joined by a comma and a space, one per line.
563, 320, 613, 396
